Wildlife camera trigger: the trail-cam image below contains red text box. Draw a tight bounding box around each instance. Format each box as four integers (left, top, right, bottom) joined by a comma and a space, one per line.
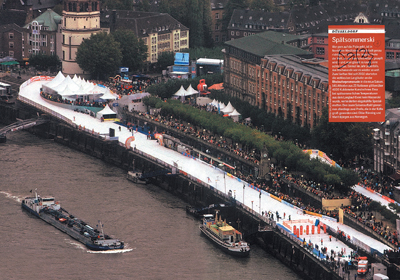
329, 25, 385, 122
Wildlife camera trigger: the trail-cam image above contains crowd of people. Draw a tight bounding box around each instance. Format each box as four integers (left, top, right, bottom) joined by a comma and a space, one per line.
40, 91, 107, 109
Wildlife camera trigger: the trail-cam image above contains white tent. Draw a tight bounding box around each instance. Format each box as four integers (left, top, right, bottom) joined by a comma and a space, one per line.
44, 71, 65, 88
52, 75, 80, 93
221, 101, 234, 114
218, 102, 226, 110
185, 84, 198, 96
173, 85, 188, 97
211, 99, 219, 107
229, 109, 241, 122
98, 88, 117, 100
96, 105, 117, 120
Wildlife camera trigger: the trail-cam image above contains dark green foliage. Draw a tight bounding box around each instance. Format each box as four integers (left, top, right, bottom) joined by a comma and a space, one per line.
157, 0, 213, 48
29, 54, 61, 72
112, 29, 148, 72
311, 107, 373, 163
146, 73, 223, 99
211, 91, 311, 144
136, 0, 151, 11
76, 32, 122, 80
101, 0, 132, 10
387, 92, 400, 109
250, 0, 279, 11
181, 46, 225, 60
143, 92, 358, 188
155, 51, 175, 72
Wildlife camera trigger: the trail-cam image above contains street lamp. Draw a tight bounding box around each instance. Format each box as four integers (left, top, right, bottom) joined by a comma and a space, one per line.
243, 183, 245, 204
259, 192, 262, 214
251, 201, 254, 212
224, 173, 226, 194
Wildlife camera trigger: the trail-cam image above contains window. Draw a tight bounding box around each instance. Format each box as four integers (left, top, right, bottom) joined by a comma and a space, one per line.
215, 24, 219, 30
215, 35, 219, 42
387, 52, 394, 59
316, 47, 325, 55
231, 31, 235, 35
9, 42, 14, 48
9, 33, 14, 39
215, 13, 219, 19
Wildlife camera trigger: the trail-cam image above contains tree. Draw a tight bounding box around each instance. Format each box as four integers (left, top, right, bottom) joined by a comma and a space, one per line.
76, 32, 122, 80
101, 0, 132, 10
136, 0, 151, 11
155, 51, 175, 72
29, 54, 61, 72
250, 0, 277, 11
311, 107, 373, 164
158, 0, 213, 48
112, 29, 148, 73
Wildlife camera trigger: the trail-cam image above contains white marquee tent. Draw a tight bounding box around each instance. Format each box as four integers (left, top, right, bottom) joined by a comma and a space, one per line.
96, 105, 117, 120
42, 71, 117, 101
229, 109, 241, 122
221, 101, 235, 114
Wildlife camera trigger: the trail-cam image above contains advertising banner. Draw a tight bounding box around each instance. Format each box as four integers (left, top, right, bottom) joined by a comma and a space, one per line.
328, 25, 385, 122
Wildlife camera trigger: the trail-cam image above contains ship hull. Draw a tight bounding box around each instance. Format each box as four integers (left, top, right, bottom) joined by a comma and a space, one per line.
200, 226, 250, 257
21, 203, 123, 251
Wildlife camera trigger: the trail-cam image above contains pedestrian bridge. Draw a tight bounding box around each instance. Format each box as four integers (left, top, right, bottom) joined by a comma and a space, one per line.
0, 116, 49, 142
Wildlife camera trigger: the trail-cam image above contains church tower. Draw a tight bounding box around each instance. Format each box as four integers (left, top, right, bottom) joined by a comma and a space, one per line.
61, 0, 101, 77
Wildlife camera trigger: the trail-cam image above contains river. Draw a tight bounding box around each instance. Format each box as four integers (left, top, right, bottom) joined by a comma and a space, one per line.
0, 129, 302, 280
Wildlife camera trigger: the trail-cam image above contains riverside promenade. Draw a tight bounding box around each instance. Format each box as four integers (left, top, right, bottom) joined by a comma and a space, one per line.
15, 75, 398, 278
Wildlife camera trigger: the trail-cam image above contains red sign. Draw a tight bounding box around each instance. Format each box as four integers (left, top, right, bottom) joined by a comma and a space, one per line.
328, 25, 385, 122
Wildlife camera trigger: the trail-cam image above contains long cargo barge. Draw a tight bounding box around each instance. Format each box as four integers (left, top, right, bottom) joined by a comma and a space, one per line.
21, 190, 124, 251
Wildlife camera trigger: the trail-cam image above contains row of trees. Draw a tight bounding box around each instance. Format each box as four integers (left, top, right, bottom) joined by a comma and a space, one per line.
146, 76, 374, 166
144, 96, 359, 191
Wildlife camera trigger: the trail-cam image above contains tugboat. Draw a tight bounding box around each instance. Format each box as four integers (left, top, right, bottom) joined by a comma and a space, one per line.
199, 211, 250, 257
21, 190, 124, 251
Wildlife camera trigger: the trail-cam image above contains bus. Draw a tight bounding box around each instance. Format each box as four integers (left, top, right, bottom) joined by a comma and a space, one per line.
0, 82, 12, 95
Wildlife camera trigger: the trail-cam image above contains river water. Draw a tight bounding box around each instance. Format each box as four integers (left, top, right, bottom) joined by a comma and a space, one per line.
0, 130, 301, 280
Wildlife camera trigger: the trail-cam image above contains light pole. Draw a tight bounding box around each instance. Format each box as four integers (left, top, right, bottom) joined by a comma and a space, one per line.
251, 201, 254, 212
243, 183, 245, 205
215, 176, 219, 189
259, 191, 262, 214
224, 173, 226, 194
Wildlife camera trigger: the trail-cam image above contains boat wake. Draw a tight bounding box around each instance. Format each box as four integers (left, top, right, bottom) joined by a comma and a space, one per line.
87, 247, 134, 254
0, 191, 22, 203
66, 240, 86, 250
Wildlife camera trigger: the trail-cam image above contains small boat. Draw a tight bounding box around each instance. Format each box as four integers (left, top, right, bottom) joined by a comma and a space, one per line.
21, 190, 124, 251
199, 212, 250, 257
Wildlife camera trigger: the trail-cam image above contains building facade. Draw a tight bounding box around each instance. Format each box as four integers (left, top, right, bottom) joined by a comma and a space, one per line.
61, 0, 102, 76
0, 23, 25, 61
227, 9, 290, 41
210, 0, 228, 43
373, 109, 400, 178
223, 32, 312, 107
24, 9, 62, 58
100, 11, 189, 65
256, 55, 329, 128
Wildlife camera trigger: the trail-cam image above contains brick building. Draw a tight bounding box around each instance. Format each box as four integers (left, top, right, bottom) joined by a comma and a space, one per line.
0, 23, 25, 61
210, 0, 228, 43
256, 55, 329, 128
223, 31, 329, 128
223, 31, 311, 107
